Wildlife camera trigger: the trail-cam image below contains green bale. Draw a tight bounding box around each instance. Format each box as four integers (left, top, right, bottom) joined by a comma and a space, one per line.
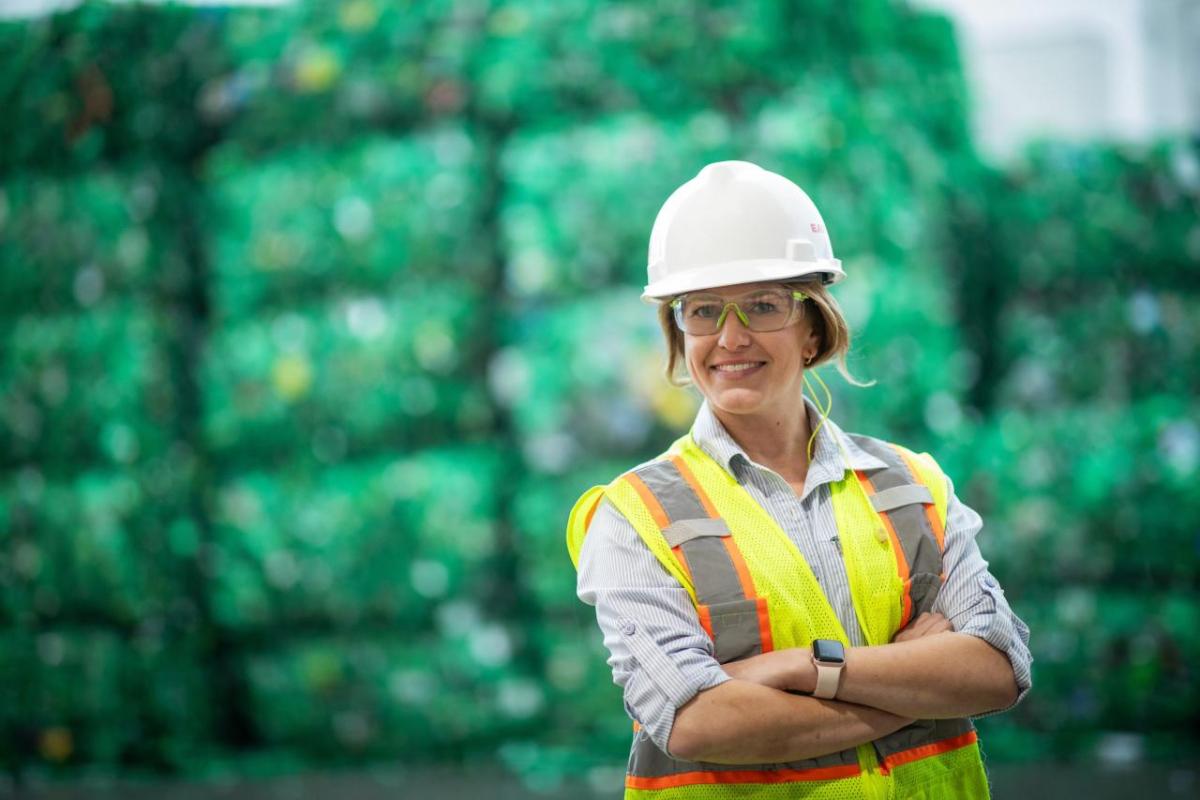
500, 112, 739, 300
999, 141, 1200, 293
0, 4, 228, 172
529, 620, 628, 758
0, 166, 188, 314
208, 446, 506, 632
1, 627, 212, 770
939, 400, 1199, 593
1, 465, 194, 628
202, 286, 492, 465
496, 287, 700, 470
1012, 590, 1198, 760
205, 129, 489, 321
216, 0, 475, 151
473, 0, 953, 127
0, 302, 176, 469
239, 626, 540, 759
510, 461, 632, 616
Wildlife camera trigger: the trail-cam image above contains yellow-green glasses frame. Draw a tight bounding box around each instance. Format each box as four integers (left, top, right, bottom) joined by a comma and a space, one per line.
670, 289, 808, 335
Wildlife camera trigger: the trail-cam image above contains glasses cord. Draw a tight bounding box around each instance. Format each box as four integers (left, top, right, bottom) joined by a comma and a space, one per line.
803, 367, 834, 463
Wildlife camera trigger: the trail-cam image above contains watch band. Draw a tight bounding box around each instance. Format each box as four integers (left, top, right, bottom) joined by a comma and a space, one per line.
812, 660, 842, 699
810, 639, 845, 700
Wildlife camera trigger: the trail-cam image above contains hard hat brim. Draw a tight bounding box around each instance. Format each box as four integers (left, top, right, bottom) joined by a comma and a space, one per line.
641, 258, 844, 303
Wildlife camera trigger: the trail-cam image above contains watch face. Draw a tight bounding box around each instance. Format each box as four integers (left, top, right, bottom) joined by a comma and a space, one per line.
813, 639, 845, 664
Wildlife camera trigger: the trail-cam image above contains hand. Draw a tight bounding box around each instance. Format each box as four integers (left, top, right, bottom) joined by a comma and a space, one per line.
892, 611, 953, 643
721, 649, 813, 693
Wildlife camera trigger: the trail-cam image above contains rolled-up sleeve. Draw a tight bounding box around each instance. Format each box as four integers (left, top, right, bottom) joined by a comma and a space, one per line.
932, 475, 1034, 716
576, 499, 730, 752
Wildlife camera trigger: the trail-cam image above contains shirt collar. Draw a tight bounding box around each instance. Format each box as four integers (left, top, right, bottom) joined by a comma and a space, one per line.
690, 396, 887, 501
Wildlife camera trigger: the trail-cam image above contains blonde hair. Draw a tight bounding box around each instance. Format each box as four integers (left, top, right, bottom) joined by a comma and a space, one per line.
656, 278, 870, 388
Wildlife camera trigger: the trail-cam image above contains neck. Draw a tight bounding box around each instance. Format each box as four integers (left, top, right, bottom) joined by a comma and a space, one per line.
710, 399, 814, 482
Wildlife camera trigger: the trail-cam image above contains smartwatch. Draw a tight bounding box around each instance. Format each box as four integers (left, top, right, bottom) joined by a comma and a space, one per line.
811, 639, 845, 700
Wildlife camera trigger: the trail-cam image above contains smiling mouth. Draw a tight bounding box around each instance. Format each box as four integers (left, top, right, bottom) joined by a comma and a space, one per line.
711, 361, 766, 373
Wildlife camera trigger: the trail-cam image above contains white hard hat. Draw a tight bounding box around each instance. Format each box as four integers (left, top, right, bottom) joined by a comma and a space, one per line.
642, 160, 844, 302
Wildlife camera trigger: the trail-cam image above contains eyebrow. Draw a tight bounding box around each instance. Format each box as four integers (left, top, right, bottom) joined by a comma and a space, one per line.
691, 287, 786, 300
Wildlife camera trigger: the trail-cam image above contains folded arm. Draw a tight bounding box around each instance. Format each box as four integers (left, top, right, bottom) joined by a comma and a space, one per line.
753, 474, 1033, 722
667, 678, 912, 764
836, 630, 1019, 718
694, 611, 1016, 716
841, 472, 1034, 720
576, 485, 1032, 761
669, 610, 1008, 763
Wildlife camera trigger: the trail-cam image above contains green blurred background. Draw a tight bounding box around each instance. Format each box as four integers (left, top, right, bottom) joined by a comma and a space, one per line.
1, 0, 1197, 797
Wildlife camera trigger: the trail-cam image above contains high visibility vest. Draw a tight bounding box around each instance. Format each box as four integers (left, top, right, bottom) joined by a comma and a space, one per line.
567, 432, 991, 799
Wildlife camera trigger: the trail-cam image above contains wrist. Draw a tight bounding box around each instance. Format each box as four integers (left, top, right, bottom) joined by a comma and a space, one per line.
810, 639, 847, 699
789, 647, 819, 694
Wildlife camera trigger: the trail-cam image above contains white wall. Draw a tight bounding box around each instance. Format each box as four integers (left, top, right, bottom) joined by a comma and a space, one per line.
912, 0, 1200, 161
0, 0, 292, 17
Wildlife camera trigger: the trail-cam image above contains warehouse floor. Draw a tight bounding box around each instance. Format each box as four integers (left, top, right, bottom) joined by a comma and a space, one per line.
5, 763, 1196, 800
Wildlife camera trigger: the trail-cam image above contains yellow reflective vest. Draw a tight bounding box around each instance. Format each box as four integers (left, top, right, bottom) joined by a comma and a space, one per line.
567, 432, 991, 799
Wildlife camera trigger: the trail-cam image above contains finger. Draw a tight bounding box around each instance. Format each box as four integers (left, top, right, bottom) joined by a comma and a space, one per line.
912, 612, 952, 639
915, 613, 953, 638
906, 612, 940, 637
923, 612, 951, 631
893, 614, 930, 642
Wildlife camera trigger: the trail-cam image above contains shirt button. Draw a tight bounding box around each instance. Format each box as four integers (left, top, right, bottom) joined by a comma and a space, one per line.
620, 621, 637, 636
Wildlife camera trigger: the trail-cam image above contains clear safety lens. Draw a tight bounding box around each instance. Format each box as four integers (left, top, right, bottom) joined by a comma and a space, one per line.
672, 288, 806, 335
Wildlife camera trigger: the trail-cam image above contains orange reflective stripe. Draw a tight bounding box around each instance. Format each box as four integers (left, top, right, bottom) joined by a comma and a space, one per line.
922, 502, 945, 552
671, 544, 694, 582
898, 578, 914, 628
632, 720, 641, 733
720, 536, 758, 597
634, 456, 776, 654
857, 470, 914, 629
877, 515, 908, 580
671, 455, 773, 653
626, 764, 861, 790
896, 450, 946, 551
716, 536, 773, 652
754, 596, 774, 653
669, 454, 720, 518
624, 472, 670, 530
877, 730, 979, 776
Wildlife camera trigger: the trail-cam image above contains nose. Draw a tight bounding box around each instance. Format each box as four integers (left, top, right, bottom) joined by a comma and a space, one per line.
716, 306, 752, 349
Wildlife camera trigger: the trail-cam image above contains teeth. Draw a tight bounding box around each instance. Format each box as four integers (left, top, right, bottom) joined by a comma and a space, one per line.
713, 363, 761, 372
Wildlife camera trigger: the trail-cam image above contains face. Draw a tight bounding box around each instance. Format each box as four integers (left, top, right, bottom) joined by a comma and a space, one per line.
681, 282, 819, 420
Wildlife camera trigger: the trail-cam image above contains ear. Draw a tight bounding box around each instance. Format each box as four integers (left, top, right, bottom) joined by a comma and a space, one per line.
800, 323, 821, 358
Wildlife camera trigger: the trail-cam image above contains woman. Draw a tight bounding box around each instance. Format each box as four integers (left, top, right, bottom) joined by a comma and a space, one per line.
566, 161, 1032, 799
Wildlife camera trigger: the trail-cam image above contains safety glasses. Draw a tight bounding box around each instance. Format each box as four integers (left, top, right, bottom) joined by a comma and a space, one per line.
670, 287, 807, 335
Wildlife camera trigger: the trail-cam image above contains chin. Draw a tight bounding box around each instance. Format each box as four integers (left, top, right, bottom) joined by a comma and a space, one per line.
709, 388, 768, 415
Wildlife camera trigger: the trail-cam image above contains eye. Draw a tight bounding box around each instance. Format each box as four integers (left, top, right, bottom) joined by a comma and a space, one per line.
687, 301, 722, 319
744, 290, 791, 315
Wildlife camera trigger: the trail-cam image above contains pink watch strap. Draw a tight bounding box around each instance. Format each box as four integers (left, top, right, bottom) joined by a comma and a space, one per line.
813, 660, 842, 699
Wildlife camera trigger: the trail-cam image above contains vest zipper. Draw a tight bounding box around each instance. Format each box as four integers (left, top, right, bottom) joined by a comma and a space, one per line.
855, 742, 893, 800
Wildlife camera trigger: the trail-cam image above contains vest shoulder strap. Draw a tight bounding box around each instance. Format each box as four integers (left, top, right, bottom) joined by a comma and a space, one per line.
564, 437, 691, 570
620, 450, 773, 662
566, 484, 606, 570
848, 434, 950, 623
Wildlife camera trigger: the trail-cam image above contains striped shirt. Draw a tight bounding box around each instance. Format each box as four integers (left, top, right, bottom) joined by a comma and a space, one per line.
576, 398, 1033, 754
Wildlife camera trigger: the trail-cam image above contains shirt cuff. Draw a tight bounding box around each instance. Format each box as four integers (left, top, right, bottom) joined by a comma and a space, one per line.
617, 615, 732, 753
954, 579, 1034, 717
